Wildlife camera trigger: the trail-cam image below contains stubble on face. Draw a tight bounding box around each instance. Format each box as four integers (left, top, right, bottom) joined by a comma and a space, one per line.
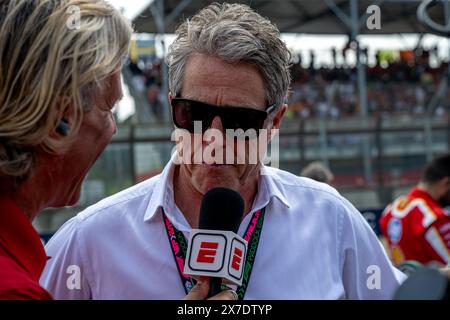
178, 54, 267, 196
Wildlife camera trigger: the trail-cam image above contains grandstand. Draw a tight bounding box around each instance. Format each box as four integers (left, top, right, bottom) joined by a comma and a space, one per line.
35, 0, 450, 240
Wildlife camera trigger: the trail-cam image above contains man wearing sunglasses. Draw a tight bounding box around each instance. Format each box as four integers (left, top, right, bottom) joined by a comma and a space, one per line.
41, 3, 405, 299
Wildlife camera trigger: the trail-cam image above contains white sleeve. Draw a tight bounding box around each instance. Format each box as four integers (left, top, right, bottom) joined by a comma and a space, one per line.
338, 197, 406, 299
40, 216, 93, 299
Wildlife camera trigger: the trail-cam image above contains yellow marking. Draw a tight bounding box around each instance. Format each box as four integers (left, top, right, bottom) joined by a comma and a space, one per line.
391, 197, 437, 228
391, 246, 405, 266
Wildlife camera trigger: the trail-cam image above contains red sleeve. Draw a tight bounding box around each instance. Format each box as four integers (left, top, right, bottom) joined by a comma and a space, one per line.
423, 217, 450, 265
0, 285, 53, 300
0, 257, 53, 300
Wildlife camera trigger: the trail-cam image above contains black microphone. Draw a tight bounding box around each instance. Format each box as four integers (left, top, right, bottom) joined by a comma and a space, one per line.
394, 267, 450, 300
198, 187, 244, 298
199, 187, 244, 233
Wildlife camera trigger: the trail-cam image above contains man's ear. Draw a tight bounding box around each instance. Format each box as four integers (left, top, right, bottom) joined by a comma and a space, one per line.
266, 104, 287, 141
437, 176, 450, 196
443, 176, 450, 189
168, 92, 174, 122
272, 104, 288, 131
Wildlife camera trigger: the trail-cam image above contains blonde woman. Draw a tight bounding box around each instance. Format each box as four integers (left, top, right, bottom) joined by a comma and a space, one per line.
0, 0, 132, 299
0, 0, 235, 301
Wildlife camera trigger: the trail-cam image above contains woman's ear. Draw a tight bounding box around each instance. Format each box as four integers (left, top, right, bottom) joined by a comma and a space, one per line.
49, 97, 76, 140
56, 119, 70, 136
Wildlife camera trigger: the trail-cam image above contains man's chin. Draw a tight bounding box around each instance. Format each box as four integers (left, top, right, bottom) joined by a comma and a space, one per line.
198, 184, 238, 196
193, 173, 238, 194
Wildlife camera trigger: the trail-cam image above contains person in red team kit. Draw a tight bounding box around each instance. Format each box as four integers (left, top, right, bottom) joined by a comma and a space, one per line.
381, 154, 450, 267
0, 0, 132, 299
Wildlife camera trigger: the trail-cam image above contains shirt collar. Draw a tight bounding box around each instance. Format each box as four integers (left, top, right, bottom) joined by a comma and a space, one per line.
409, 187, 440, 207
258, 166, 291, 209
143, 154, 180, 223
143, 161, 291, 224
0, 197, 48, 281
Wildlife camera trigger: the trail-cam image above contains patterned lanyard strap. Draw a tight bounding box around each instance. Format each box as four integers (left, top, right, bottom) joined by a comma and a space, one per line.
162, 207, 266, 300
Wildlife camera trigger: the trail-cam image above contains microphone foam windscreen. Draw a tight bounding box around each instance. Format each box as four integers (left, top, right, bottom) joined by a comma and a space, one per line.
199, 187, 245, 233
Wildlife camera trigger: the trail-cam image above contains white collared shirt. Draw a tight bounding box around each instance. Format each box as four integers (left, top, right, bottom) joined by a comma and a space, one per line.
40, 161, 405, 299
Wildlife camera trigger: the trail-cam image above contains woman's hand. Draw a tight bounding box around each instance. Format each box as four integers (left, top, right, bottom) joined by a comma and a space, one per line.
184, 277, 238, 300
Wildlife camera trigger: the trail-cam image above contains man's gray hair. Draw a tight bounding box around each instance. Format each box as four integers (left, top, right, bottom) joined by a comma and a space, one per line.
167, 2, 291, 107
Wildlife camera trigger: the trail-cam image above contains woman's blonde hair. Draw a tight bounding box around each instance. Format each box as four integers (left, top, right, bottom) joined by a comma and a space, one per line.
0, 0, 132, 180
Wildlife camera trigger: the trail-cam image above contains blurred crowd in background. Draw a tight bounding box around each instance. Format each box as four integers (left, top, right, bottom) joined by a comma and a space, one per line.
127, 45, 449, 121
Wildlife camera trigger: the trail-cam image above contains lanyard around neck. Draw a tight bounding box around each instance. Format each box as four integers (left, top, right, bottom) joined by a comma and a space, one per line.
162, 207, 266, 300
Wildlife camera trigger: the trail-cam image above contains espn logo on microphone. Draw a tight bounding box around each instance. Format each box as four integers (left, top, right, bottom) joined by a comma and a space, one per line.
184, 230, 248, 285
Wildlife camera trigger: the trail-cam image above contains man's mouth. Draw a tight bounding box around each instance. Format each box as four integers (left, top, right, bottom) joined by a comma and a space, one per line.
202, 162, 233, 167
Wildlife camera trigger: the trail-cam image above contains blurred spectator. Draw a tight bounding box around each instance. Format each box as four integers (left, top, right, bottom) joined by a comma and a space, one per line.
380, 153, 450, 268
300, 161, 334, 185
129, 45, 449, 121
287, 47, 448, 119
128, 57, 164, 119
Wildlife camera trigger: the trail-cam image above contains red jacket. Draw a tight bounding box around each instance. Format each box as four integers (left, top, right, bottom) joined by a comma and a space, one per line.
0, 197, 52, 300
380, 188, 450, 267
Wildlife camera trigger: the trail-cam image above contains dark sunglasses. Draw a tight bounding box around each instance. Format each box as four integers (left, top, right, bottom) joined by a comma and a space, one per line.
171, 98, 277, 134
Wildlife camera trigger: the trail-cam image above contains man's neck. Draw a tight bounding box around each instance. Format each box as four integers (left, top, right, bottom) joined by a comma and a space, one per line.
173, 165, 259, 229
416, 182, 439, 202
